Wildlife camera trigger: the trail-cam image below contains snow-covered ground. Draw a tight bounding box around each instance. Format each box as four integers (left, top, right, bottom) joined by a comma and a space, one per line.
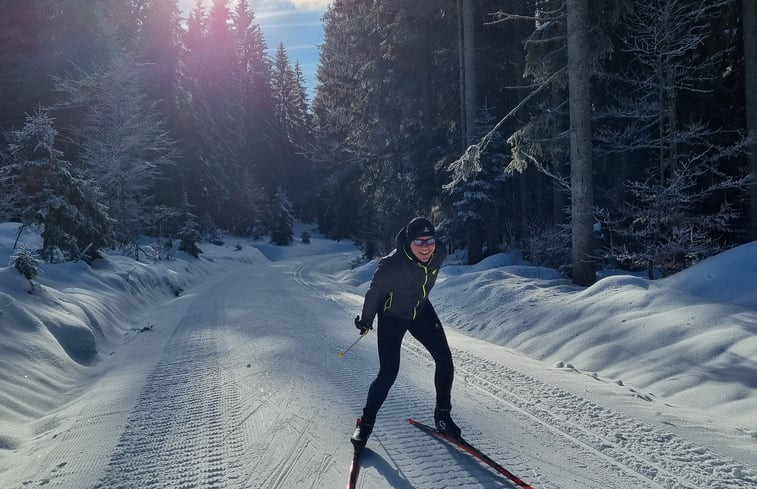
0, 221, 755, 488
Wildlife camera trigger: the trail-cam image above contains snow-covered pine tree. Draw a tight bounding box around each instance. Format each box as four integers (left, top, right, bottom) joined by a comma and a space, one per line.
272, 43, 297, 144
137, 0, 185, 210
0, 110, 111, 262
311, 0, 458, 248
54, 5, 178, 258
442, 103, 509, 264
177, 191, 202, 258
291, 62, 311, 147
270, 46, 313, 213
270, 187, 294, 246
181, 0, 247, 232
10, 245, 42, 283
232, 0, 278, 214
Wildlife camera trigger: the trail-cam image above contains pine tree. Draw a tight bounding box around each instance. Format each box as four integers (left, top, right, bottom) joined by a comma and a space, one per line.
1, 110, 110, 262
270, 187, 294, 246
181, 0, 246, 231
272, 43, 298, 144
138, 0, 185, 208
0, 1, 101, 127
54, 41, 178, 255
233, 0, 277, 201
177, 191, 202, 258
11, 245, 43, 283
270, 44, 314, 215
442, 104, 509, 263
312, 0, 458, 251
291, 62, 312, 149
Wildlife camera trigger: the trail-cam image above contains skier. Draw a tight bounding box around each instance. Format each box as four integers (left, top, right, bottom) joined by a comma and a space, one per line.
351, 217, 460, 450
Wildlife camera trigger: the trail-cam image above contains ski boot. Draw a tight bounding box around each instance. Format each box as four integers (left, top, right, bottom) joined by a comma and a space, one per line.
351, 418, 373, 450
434, 407, 461, 438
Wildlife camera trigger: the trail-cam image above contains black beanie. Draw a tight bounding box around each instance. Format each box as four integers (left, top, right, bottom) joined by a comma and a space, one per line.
406, 217, 435, 242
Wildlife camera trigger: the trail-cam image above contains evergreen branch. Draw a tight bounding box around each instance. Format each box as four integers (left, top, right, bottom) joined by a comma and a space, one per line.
518, 152, 571, 195
446, 65, 568, 189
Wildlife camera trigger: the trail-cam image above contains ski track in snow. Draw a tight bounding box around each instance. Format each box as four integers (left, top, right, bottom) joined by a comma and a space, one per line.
403, 341, 757, 489
5, 251, 757, 489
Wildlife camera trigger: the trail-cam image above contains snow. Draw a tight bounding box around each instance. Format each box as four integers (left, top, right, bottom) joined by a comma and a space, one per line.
0, 221, 755, 488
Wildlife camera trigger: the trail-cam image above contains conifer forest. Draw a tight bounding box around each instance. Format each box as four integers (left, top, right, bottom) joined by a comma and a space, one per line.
1, 0, 755, 286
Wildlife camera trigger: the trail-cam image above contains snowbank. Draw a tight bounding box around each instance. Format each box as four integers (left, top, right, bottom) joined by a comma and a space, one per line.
431, 241, 757, 428
0, 223, 268, 438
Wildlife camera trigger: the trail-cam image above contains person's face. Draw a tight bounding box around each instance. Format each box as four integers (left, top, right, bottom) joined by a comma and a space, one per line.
409, 235, 436, 262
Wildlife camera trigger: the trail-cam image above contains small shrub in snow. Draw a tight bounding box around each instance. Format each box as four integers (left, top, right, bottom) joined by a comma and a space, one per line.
162, 240, 175, 261
178, 219, 202, 258
301, 231, 311, 244
179, 235, 202, 258
11, 246, 42, 282
523, 223, 571, 271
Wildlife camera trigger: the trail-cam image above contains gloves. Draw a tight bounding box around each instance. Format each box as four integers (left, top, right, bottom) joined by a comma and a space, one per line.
354, 315, 373, 335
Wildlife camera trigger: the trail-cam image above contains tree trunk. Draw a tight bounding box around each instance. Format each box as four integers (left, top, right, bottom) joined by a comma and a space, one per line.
520, 169, 530, 239
460, 0, 480, 257
467, 225, 483, 265
566, 0, 596, 286
462, 0, 476, 145
744, 0, 757, 239
457, 0, 466, 150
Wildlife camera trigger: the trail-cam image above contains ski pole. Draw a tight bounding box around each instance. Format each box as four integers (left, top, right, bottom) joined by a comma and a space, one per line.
339, 331, 368, 358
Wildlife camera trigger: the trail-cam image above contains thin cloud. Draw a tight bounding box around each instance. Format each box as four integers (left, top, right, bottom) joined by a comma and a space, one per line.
286, 44, 319, 51
252, 0, 330, 13
260, 21, 323, 28
289, 0, 331, 9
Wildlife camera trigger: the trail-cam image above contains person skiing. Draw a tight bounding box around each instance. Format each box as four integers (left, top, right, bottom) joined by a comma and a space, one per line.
351, 217, 460, 450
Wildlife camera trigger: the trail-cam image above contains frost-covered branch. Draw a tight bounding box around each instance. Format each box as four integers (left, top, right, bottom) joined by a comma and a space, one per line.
446, 66, 567, 189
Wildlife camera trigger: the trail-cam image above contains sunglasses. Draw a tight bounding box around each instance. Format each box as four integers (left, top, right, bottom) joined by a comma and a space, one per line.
411, 238, 436, 246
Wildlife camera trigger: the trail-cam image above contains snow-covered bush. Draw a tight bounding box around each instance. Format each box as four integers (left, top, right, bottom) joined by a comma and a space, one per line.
523, 223, 571, 271
10, 245, 42, 282
179, 227, 202, 258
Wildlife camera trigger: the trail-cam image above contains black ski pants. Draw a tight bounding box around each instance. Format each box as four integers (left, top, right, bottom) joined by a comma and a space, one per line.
362, 303, 454, 424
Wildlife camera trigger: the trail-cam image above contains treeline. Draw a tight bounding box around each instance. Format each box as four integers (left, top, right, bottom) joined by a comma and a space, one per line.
1, 0, 307, 261
1, 0, 755, 286
311, 0, 755, 283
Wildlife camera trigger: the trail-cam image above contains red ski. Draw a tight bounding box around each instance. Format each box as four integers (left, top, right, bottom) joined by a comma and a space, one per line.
346, 448, 361, 489
408, 418, 536, 489
346, 418, 363, 489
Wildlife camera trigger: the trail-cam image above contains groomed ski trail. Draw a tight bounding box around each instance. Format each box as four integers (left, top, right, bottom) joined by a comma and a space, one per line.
5, 247, 756, 489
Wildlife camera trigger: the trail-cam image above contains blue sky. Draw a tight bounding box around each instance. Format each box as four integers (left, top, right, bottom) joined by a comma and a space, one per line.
178, 0, 329, 101
256, 7, 325, 100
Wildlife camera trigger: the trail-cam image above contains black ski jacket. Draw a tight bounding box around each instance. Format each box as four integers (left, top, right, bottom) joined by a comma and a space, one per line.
360, 226, 447, 325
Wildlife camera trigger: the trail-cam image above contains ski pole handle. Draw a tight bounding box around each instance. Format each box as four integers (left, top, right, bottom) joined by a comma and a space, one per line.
339, 331, 368, 358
